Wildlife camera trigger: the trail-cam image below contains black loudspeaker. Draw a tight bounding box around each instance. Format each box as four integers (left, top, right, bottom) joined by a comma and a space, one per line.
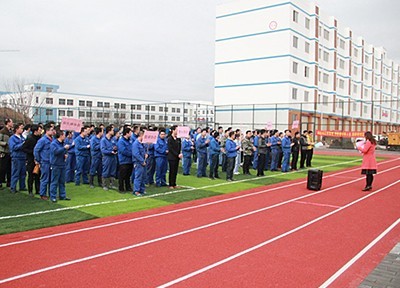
307, 169, 323, 191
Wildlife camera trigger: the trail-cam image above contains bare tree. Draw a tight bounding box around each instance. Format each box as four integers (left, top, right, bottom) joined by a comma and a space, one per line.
2, 77, 44, 119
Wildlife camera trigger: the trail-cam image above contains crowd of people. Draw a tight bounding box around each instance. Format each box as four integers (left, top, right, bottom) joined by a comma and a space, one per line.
0, 118, 317, 203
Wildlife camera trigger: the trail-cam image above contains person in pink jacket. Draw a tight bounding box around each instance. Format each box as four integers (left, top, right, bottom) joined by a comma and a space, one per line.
357, 131, 377, 191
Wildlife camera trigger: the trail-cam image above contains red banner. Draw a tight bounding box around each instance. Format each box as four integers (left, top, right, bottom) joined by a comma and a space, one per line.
316, 130, 365, 138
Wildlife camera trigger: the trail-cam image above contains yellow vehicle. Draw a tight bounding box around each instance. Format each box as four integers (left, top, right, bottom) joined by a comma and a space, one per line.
387, 132, 400, 150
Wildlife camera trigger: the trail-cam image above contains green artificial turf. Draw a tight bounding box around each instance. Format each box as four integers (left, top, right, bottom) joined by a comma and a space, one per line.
0, 155, 366, 235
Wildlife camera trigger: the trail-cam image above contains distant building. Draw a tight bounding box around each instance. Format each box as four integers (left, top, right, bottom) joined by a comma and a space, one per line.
0, 83, 214, 128
214, 0, 400, 134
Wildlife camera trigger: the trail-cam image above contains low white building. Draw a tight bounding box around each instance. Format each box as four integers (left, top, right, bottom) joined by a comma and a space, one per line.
214, 0, 400, 134
0, 83, 214, 128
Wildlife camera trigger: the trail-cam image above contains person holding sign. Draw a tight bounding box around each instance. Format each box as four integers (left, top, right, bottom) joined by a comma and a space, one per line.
357, 131, 377, 191
154, 129, 168, 187
132, 130, 147, 196
167, 126, 182, 188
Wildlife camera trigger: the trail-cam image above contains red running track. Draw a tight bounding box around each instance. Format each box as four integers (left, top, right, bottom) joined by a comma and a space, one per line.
0, 158, 399, 287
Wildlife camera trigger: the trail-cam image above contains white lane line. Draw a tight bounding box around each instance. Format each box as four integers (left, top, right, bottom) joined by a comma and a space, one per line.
294, 201, 341, 209
0, 166, 399, 285
319, 217, 400, 288
0, 158, 364, 220
157, 179, 400, 288
1, 158, 399, 248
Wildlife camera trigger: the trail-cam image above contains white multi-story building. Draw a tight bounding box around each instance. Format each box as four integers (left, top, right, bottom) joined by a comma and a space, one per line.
214, 0, 400, 134
0, 83, 214, 128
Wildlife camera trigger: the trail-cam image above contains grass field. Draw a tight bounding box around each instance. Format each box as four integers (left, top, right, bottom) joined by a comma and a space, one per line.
0, 155, 365, 235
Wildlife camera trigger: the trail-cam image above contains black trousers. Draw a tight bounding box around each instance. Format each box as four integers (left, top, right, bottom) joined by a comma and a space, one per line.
257, 154, 266, 176
306, 149, 314, 167
226, 157, 236, 180
366, 174, 374, 187
277, 150, 283, 169
119, 164, 133, 191
221, 153, 227, 172
27, 159, 40, 194
291, 151, 299, 170
168, 159, 179, 187
0, 154, 11, 186
243, 155, 252, 174
209, 154, 219, 178
300, 149, 307, 168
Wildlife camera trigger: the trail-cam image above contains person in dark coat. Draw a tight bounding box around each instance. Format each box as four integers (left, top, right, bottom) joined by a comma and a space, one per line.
167, 126, 182, 189
291, 131, 301, 171
0, 118, 13, 189
299, 130, 309, 169
22, 124, 42, 196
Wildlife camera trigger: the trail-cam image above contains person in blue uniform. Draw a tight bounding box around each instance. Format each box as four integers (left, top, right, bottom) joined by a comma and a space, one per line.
100, 126, 118, 190
181, 136, 194, 175
64, 131, 76, 183
130, 125, 139, 186
225, 131, 240, 181
208, 131, 221, 179
252, 130, 259, 170
154, 129, 168, 187
89, 127, 103, 188
34, 124, 54, 200
281, 130, 294, 173
117, 127, 133, 193
8, 123, 26, 193
49, 130, 71, 203
195, 129, 210, 178
270, 130, 281, 171
74, 126, 91, 185
132, 130, 147, 196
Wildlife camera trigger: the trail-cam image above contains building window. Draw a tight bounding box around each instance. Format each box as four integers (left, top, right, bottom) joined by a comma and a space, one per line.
46, 109, 53, 116
292, 36, 298, 48
164, 116, 168, 120
120, 113, 126, 119
353, 48, 358, 57
304, 91, 309, 102
36, 86, 42, 91
36, 97, 39, 104
104, 112, 110, 118
339, 59, 345, 69
172, 116, 176, 121
292, 62, 298, 74
104, 102, 110, 108
177, 108, 181, 113
304, 66, 310, 78
131, 104, 136, 110
114, 113, 119, 118
79, 111, 85, 117
159, 106, 163, 112
363, 105, 368, 114
323, 51, 329, 62
114, 103, 120, 109
364, 88, 369, 97
137, 114, 141, 120
67, 99, 73, 106
131, 114, 136, 120
150, 106, 155, 111
86, 112, 92, 118
318, 48, 322, 59
67, 111, 73, 117
305, 42, 310, 54
172, 107, 176, 113
176, 116, 180, 121
353, 103, 357, 112
86, 101, 92, 107
336, 100, 344, 110
46, 87, 53, 93
322, 96, 329, 106
305, 18, 310, 29
353, 66, 358, 75
145, 114, 149, 120
121, 104, 126, 110
150, 115, 155, 120
145, 105, 149, 111
364, 72, 369, 81
59, 99, 66, 105
293, 10, 299, 23
136, 105, 142, 110
292, 88, 298, 100
353, 84, 358, 93
159, 115, 163, 121
46, 98, 53, 104
79, 100, 85, 106
323, 73, 329, 84
97, 102, 103, 107
59, 110, 65, 116
323, 29, 329, 41
165, 107, 168, 112
339, 39, 345, 50
97, 112, 103, 118
339, 79, 345, 89
365, 55, 369, 64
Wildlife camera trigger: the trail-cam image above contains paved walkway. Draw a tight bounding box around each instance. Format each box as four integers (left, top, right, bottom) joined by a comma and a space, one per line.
359, 243, 400, 288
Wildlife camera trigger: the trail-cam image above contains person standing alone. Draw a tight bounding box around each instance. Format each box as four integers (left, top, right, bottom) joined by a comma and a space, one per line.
357, 131, 377, 191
